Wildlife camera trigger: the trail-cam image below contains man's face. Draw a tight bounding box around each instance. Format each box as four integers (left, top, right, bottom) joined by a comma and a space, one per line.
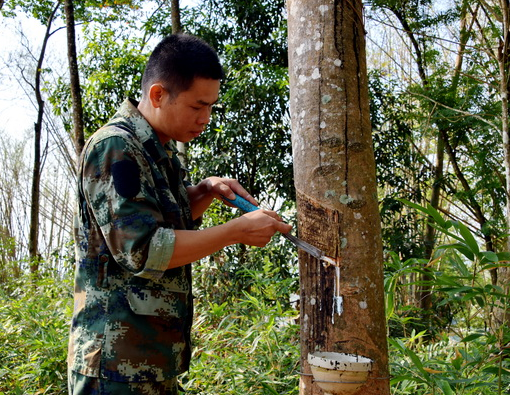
154, 77, 220, 144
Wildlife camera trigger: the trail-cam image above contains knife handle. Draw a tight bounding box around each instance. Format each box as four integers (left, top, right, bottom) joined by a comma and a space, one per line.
222, 193, 259, 213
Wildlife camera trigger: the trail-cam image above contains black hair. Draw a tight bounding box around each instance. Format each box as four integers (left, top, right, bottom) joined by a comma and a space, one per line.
141, 34, 224, 98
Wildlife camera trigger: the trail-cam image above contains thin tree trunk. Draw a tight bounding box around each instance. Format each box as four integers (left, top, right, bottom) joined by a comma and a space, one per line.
389, 5, 445, 314
64, 0, 85, 158
28, 4, 59, 273
421, 1, 478, 309
420, 133, 444, 311
171, 0, 182, 33
287, 1, 390, 394
171, 0, 188, 170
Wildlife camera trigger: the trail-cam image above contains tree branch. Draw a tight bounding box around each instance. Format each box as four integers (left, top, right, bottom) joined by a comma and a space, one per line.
409, 90, 499, 130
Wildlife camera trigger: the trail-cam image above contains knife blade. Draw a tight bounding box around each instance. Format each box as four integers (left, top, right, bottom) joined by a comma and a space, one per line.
222, 193, 336, 265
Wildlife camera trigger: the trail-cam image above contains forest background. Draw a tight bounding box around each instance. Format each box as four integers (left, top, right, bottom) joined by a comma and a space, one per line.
0, 0, 509, 394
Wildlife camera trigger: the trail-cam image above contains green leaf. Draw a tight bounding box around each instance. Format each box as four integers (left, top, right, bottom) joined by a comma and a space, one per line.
453, 221, 479, 255
440, 243, 474, 261
390, 374, 421, 385
474, 296, 485, 308
439, 380, 454, 395
461, 333, 484, 342
405, 347, 428, 378
385, 286, 395, 320
261, 383, 280, 395
483, 366, 510, 376
480, 251, 498, 263
426, 203, 447, 227
398, 198, 429, 216
496, 251, 510, 261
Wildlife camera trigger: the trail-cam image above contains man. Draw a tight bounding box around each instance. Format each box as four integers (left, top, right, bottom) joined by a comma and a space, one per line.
68, 34, 291, 394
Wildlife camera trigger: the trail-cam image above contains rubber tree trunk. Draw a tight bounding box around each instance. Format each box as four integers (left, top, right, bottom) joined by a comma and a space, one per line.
287, 1, 390, 394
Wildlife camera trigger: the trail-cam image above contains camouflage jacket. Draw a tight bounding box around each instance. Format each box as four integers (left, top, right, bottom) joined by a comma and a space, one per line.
68, 98, 197, 382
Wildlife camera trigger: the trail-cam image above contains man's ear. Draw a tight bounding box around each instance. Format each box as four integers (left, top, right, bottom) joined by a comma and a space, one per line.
148, 84, 166, 108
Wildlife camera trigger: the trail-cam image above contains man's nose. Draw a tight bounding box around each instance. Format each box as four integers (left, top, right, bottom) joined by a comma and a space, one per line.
197, 107, 212, 125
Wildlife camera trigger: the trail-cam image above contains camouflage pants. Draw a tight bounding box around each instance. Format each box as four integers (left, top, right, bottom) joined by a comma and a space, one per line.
68, 371, 181, 395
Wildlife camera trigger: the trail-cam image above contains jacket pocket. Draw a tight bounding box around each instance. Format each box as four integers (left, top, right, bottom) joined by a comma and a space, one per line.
126, 288, 188, 319
68, 326, 103, 378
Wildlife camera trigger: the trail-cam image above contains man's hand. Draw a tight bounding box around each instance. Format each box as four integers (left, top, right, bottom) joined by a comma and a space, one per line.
230, 209, 292, 247
199, 177, 258, 206
187, 177, 258, 219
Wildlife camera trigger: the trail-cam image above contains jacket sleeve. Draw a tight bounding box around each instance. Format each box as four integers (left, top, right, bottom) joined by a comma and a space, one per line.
82, 133, 176, 281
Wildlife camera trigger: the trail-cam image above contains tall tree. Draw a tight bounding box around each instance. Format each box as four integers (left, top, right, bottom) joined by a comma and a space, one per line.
187, 0, 292, 201
64, 0, 85, 157
171, 0, 189, 169
287, 0, 390, 394
473, 0, 510, 330
171, 0, 181, 32
368, 0, 502, 307
27, 2, 59, 273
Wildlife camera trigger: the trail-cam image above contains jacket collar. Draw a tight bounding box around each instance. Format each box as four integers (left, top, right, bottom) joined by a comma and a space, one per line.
112, 98, 177, 163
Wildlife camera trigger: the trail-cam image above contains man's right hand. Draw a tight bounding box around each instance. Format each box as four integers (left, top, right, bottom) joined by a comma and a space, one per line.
230, 209, 292, 247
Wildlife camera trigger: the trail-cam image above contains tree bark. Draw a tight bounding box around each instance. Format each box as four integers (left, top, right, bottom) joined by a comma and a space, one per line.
287, 1, 390, 394
64, 0, 85, 158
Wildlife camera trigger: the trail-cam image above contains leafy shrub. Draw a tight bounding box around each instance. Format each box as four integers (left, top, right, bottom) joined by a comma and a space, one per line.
0, 273, 73, 395
183, 262, 300, 394
387, 201, 510, 394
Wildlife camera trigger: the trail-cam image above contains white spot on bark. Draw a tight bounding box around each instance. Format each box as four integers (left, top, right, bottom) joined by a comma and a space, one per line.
340, 194, 354, 204
310, 297, 316, 305
312, 68, 321, 79
359, 301, 368, 309
320, 121, 327, 129
319, 5, 329, 14
334, 59, 342, 67
298, 74, 308, 85
354, 212, 362, 220
330, 83, 343, 92
296, 43, 306, 56
315, 41, 323, 51
322, 94, 332, 104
